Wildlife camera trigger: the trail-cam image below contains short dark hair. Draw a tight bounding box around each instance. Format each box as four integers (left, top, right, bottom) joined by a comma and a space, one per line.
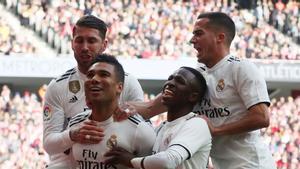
197, 12, 235, 45
73, 15, 107, 39
181, 66, 207, 103
91, 54, 125, 83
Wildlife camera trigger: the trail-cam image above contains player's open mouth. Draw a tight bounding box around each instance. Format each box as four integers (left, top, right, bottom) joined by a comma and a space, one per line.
89, 86, 103, 93
81, 54, 92, 60
163, 88, 174, 97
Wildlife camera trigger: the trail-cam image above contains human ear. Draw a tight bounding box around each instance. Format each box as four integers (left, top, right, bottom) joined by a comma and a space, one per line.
189, 92, 200, 103
116, 82, 123, 95
216, 33, 225, 43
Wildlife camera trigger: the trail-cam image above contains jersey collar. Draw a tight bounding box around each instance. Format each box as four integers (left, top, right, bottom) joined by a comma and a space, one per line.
207, 54, 232, 73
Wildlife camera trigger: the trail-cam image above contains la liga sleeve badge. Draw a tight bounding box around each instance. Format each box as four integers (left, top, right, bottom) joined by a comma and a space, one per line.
43, 105, 52, 121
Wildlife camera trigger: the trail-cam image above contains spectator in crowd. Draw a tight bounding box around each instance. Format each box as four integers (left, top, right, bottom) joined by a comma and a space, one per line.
0, 16, 36, 55
1, 0, 299, 60
0, 85, 47, 168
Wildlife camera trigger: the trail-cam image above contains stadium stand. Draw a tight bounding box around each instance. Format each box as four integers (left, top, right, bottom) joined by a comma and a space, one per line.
0, 0, 299, 60
0, 3, 57, 56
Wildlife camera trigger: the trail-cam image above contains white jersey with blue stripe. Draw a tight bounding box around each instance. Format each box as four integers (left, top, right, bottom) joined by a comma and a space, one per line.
43, 66, 144, 168
193, 55, 275, 169
69, 111, 156, 169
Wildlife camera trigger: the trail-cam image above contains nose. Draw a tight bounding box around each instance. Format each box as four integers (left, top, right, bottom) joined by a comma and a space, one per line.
189, 36, 195, 44
88, 75, 100, 84
82, 41, 89, 51
164, 80, 175, 89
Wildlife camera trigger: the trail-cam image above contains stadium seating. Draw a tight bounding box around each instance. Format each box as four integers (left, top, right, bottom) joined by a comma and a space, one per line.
0, 0, 299, 60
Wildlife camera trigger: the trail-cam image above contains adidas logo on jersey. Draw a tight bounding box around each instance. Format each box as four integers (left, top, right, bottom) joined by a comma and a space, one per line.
69, 95, 78, 103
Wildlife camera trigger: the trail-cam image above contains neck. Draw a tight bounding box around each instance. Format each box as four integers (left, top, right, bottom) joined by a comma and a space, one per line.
89, 100, 118, 122
167, 105, 193, 122
78, 66, 88, 75
206, 46, 229, 68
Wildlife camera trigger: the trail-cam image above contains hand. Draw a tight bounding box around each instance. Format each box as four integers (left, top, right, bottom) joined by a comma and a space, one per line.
199, 115, 217, 136
104, 147, 136, 168
69, 120, 104, 144
113, 103, 138, 122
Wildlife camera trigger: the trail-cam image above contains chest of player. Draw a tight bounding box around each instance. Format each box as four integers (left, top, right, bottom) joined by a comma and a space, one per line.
63, 79, 88, 118
206, 72, 241, 107
193, 67, 244, 125
153, 121, 185, 153
72, 122, 137, 168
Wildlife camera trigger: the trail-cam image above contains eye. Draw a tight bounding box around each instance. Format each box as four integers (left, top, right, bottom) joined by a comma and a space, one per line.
88, 37, 99, 44
174, 76, 186, 85
98, 71, 111, 78
86, 71, 94, 79
167, 75, 174, 81
74, 37, 83, 43
193, 30, 203, 36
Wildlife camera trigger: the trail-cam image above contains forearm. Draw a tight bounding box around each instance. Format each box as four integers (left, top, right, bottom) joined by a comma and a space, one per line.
136, 94, 167, 120
213, 106, 269, 136
43, 129, 74, 155
131, 146, 188, 169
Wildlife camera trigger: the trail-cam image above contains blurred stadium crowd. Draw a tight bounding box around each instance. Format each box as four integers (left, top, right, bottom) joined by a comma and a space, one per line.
0, 85, 299, 168
0, 0, 299, 59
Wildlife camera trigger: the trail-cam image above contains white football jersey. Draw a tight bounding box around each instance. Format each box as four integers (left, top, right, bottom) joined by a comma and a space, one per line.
43, 66, 144, 168
152, 113, 211, 169
194, 55, 276, 169
69, 111, 156, 169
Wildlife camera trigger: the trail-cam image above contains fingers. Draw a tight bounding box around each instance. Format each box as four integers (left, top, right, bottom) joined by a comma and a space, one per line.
103, 148, 123, 165
70, 120, 105, 144
81, 133, 103, 144
113, 105, 130, 122
124, 102, 139, 115
104, 156, 118, 165
104, 147, 135, 168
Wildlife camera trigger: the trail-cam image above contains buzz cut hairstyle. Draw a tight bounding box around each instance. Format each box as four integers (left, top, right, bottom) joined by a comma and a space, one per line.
180, 66, 207, 103
91, 53, 125, 83
73, 15, 107, 39
197, 12, 236, 45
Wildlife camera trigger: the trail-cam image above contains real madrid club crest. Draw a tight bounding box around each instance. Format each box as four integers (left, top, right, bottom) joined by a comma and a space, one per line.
164, 134, 172, 146
69, 80, 80, 94
216, 79, 225, 92
107, 134, 118, 150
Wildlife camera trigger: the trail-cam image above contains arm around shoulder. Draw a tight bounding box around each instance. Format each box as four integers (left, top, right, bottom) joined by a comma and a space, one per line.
127, 93, 167, 120
211, 103, 270, 136
43, 80, 73, 154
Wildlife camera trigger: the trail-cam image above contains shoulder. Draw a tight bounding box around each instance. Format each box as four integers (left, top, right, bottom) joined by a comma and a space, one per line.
183, 113, 208, 129
124, 72, 139, 83
196, 63, 207, 73
227, 56, 257, 71
68, 110, 91, 128
122, 72, 141, 89
126, 114, 146, 126
45, 67, 77, 95
224, 56, 262, 79
125, 115, 154, 130
55, 67, 77, 83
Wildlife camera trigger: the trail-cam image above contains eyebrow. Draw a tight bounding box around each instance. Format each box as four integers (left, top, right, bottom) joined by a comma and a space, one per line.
193, 29, 203, 35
